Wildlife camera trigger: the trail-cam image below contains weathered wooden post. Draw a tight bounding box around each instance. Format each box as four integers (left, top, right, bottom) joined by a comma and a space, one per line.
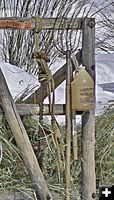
0, 109, 3, 164
81, 18, 96, 200
0, 68, 52, 200
65, 50, 72, 200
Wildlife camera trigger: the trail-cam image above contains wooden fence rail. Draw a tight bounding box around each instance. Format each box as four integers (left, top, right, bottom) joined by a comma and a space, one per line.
0, 17, 92, 30
0, 103, 83, 116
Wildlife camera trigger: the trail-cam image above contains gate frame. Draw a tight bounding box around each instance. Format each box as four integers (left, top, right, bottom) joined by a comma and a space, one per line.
0, 17, 96, 200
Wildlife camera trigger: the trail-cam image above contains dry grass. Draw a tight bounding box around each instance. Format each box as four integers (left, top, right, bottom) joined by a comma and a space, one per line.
0, 107, 113, 199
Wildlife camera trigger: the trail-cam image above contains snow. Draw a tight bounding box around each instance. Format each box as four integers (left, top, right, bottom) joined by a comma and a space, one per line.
96, 54, 114, 114
0, 62, 39, 101
0, 53, 114, 123
49, 53, 114, 118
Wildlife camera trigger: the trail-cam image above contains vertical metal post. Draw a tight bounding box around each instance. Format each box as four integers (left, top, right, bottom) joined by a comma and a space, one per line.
81, 19, 96, 200
65, 50, 72, 200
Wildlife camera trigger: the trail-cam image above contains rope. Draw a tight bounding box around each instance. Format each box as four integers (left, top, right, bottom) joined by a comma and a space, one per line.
32, 16, 42, 32
32, 22, 64, 176
32, 17, 54, 113
32, 17, 42, 52
32, 51, 65, 177
33, 53, 55, 116
32, 20, 44, 169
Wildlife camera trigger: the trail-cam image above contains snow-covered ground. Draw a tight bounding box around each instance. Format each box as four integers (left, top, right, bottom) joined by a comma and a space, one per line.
0, 53, 114, 123
96, 53, 114, 114
51, 53, 114, 118
0, 62, 39, 101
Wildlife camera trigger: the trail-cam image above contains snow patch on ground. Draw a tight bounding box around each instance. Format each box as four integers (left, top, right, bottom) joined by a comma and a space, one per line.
0, 62, 39, 101
96, 54, 114, 114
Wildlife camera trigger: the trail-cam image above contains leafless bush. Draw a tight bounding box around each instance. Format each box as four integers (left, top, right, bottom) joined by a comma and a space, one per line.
0, 0, 93, 73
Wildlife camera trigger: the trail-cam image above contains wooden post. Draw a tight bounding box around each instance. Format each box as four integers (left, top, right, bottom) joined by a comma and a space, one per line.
0, 112, 3, 164
0, 68, 52, 200
65, 51, 72, 200
81, 19, 96, 200
72, 111, 78, 160
0, 113, 3, 122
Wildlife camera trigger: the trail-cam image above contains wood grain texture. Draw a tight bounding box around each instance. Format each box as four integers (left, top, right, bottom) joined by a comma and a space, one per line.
0, 17, 92, 30
65, 52, 72, 200
0, 103, 83, 115
81, 18, 96, 200
0, 68, 52, 200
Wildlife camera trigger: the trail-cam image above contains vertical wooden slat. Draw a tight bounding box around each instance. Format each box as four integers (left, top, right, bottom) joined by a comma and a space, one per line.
65, 51, 72, 200
81, 18, 96, 200
72, 111, 78, 160
0, 114, 3, 164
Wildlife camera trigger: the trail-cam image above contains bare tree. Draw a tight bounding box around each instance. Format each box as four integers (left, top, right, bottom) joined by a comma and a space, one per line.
0, 0, 113, 70
0, 0, 94, 73
95, 0, 114, 53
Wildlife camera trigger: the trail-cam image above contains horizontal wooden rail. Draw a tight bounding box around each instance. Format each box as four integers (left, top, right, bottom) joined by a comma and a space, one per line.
0, 103, 83, 116
0, 17, 93, 30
